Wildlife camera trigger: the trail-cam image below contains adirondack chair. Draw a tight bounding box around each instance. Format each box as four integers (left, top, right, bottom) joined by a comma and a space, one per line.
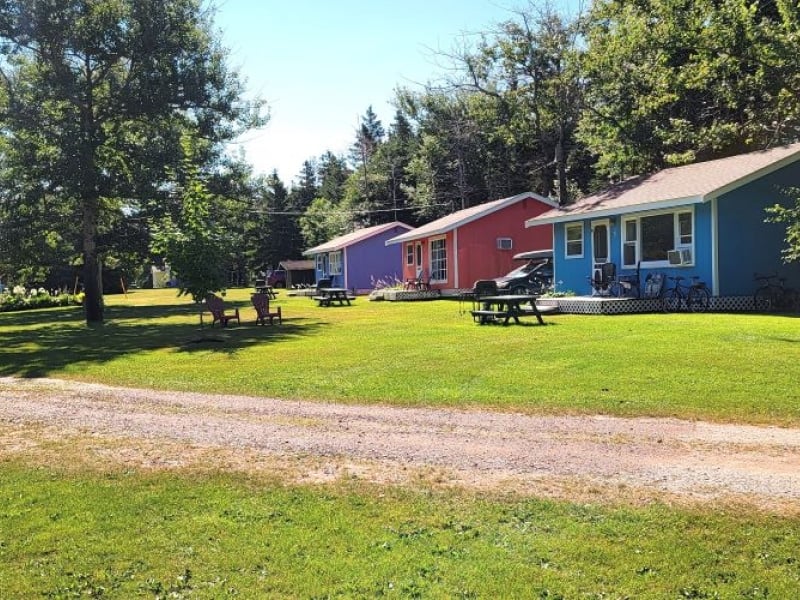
204, 293, 240, 327
251, 293, 282, 325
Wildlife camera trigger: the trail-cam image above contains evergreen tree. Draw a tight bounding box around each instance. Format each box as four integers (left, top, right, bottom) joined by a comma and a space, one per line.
317, 152, 350, 203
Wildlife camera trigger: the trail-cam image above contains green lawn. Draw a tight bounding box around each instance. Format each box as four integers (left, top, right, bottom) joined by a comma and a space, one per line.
1, 462, 798, 598
1, 287, 798, 425
2, 289, 800, 597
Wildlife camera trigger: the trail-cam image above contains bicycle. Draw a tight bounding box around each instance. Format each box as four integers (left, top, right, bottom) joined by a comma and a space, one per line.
662, 276, 710, 312
753, 273, 799, 312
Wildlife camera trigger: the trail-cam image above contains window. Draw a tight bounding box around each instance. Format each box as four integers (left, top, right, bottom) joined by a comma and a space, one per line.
415, 242, 422, 267
565, 223, 583, 258
430, 238, 447, 282
623, 219, 637, 266
641, 213, 673, 262
315, 254, 326, 275
678, 212, 692, 245
497, 237, 513, 250
406, 243, 414, 266
621, 209, 694, 267
329, 251, 343, 275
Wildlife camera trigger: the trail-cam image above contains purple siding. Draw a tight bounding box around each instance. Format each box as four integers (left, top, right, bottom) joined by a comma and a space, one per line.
345, 225, 407, 291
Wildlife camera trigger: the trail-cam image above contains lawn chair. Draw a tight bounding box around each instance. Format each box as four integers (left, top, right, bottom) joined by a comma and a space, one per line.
405, 267, 429, 291
588, 262, 617, 296
251, 293, 282, 325
643, 272, 665, 299
617, 261, 641, 298
315, 278, 332, 291
204, 293, 240, 327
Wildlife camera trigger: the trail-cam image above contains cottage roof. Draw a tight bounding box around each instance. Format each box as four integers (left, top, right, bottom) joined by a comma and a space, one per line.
527, 143, 800, 226
303, 221, 412, 255
278, 259, 314, 271
385, 191, 557, 245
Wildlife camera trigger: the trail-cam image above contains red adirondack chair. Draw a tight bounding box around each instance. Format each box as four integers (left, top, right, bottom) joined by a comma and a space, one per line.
204, 294, 240, 327
251, 293, 282, 325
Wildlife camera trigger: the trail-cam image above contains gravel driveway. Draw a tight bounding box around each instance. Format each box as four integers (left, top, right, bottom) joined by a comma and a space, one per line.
2, 377, 799, 512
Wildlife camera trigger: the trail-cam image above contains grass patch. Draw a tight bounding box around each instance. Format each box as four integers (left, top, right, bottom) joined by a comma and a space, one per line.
1, 462, 798, 598
1, 288, 799, 424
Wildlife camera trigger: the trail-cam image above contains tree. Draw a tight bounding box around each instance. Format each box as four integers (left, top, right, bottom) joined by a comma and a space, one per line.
0, 0, 264, 324
299, 198, 350, 248
317, 151, 350, 203
453, 2, 587, 202
579, 0, 800, 179
767, 193, 800, 263
150, 137, 229, 315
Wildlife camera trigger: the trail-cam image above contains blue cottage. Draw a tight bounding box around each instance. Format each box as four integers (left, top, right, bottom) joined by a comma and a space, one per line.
526, 144, 800, 303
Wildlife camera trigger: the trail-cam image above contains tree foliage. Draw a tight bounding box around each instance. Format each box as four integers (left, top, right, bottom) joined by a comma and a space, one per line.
150, 138, 229, 305
579, 0, 800, 179
0, 0, 264, 324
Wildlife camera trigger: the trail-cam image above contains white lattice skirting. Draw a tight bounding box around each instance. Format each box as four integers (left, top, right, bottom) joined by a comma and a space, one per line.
538, 295, 757, 315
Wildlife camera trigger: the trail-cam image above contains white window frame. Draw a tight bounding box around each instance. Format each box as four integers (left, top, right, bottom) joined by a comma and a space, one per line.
429, 236, 447, 283
329, 250, 343, 275
497, 237, 513, 250
565, 223, 584, 258
621, 208, 695, 268
406, 243, 414, 266
315, 254, 326, 275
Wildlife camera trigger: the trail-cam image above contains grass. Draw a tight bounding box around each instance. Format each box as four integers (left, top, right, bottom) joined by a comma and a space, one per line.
1, 461, 799, 598
2, 289, 800, 597
1, 287, 798, 425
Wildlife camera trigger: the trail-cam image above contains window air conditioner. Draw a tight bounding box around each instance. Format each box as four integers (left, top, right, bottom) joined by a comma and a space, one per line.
667, 248, 692, 265
497, 237, 513, 250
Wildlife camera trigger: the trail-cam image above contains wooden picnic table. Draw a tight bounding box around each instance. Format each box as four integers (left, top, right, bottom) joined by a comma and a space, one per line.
254, 284, 277, 299
470, 294, 545, 325
312, 287, 355, 306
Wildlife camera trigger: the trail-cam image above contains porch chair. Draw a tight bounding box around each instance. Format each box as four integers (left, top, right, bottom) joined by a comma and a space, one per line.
204, 293, 240, 327
588, 262, 617, 296
405, 268, 430, 291
617, 261, 641, 298
643, 272, 665, 299
251, 293, 282, 325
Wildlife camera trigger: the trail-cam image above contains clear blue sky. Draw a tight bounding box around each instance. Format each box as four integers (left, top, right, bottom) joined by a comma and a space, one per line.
213, 1, 577, 185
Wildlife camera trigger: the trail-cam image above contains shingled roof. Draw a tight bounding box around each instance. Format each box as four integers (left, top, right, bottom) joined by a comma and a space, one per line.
303, 221, 412, 255
527, 143, 800, 226
386, 191, 556, 245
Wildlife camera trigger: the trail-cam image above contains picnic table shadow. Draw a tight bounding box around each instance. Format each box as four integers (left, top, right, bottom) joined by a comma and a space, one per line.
0, 300, 323, 378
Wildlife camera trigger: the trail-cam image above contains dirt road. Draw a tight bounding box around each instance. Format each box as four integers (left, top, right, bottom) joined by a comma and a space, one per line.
2, 377, 799, 512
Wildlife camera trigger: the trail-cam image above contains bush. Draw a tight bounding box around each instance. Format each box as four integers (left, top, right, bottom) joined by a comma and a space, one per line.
0, 287, 79, 313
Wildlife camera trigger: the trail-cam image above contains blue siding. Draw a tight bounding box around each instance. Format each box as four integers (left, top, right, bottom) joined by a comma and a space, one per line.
554, 202, 717, 295
716, 162, 800, 296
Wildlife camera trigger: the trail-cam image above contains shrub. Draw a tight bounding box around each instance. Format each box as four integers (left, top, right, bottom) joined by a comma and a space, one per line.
0, 287, 79, 313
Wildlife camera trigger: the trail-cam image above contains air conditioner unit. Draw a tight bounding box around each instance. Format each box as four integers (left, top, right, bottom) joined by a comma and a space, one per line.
497, 237, 513, 250
667, 248, 692, 265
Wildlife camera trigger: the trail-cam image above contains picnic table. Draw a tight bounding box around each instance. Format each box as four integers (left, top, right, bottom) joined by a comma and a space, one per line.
254, 283, 277, 299
312, 287, 355, 307
470, 294, 545, 325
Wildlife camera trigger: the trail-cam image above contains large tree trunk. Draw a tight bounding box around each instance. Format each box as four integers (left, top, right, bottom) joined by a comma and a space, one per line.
82, 197, 104, 325
80, 73, 103, 325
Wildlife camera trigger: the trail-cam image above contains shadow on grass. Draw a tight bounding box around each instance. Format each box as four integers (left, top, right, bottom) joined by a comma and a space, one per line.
0, 301, 325, 378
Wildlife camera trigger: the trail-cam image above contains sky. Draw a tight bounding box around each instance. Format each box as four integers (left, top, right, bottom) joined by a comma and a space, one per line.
212, 0, 546, 185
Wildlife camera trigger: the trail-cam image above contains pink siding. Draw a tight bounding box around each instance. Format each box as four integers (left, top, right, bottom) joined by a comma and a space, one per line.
401, 197, 553, 291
